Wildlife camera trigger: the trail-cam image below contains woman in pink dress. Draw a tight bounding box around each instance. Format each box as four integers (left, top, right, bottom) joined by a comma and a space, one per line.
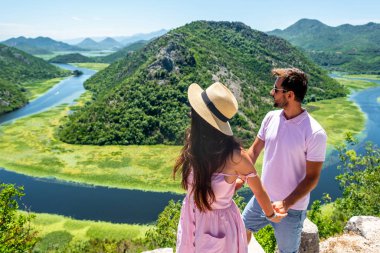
174, 82, 286, 253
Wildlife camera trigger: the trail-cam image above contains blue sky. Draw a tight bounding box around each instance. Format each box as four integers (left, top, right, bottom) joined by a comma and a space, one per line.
1, 0, 379, 41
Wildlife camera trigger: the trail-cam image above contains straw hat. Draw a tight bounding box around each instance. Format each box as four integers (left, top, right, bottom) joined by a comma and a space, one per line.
188, 82, 238, 136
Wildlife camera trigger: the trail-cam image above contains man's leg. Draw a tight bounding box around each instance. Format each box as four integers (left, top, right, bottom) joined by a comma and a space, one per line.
242, 196, 270, 243
272, 209, 307, 253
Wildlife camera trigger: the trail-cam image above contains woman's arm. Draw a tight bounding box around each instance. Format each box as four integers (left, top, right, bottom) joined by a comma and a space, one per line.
231, 149, 287, 222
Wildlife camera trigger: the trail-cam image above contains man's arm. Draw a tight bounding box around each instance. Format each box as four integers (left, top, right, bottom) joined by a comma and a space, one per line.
247, 137, 265, 165
273, 160, 323, 213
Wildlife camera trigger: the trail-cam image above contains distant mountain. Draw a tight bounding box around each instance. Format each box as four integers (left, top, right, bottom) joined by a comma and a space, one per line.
96, 40, 148, 63
58, 21, 346, 146
268, 19, 380, 73
63, 29, 168, 46
119, 29, 168, 45
1, 36, 86, 55
0, 43, 67, 114
76, 37, 123, 51
76, 38, 99, 50
97, 37, 123, 50
48, 53, 94, 63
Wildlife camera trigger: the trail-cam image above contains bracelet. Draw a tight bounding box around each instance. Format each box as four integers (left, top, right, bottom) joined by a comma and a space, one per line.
265, 212, 276, 219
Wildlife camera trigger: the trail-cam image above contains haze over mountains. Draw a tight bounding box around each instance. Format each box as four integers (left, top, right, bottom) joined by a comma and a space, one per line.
0, 29, 168, 55
76, 37, 123, 51
57, 21, 345, 146
62, 29, 167, 45
268, 19, 380, 73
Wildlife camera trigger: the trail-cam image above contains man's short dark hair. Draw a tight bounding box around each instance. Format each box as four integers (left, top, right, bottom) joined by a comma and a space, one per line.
272, 68, 308, 102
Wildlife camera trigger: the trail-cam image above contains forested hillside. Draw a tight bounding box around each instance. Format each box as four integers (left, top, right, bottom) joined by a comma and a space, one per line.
58, 21, 346, 146
1, 36, 85, 55
48, 53, 94, 63
0, 44, 67, 114
268, 19, 380, 73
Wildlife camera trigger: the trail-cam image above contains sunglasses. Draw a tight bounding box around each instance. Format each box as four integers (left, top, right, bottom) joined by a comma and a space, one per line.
271, 86, 288, 93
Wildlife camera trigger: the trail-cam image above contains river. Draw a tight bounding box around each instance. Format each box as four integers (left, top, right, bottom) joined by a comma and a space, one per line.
0, 70, 379, 223
0, 64, 183, 224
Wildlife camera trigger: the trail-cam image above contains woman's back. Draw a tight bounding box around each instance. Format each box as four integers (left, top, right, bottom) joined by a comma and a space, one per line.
176, 170, 248, 253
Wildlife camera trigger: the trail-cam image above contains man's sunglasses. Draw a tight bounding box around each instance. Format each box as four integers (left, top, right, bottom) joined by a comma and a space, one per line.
271, 86, 288, 93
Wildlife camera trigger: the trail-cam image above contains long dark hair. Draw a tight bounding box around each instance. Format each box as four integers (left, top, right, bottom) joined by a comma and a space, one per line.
173, 108, 241, 212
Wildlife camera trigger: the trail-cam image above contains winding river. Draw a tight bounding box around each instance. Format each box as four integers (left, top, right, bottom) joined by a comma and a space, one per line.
0, 68, 379, 223
0, 64, 183, 224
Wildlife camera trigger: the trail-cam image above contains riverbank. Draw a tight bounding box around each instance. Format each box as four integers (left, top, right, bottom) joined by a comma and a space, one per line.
23, 77, 67, 100
29, 211, 150, 252
0, 76, 376, 193
71, 63, 109, 71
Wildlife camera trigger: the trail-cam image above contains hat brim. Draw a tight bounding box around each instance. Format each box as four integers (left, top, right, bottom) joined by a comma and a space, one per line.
188, 83, 233, 136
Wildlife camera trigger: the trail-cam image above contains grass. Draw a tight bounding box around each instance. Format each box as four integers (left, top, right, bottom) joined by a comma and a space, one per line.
306, 96, 365, 147
71, 63, 109, 71
0, 93, 183, 193
23, 77, 67, 100
334, 78, 378, 91
0, 75, 375, 192
28, 211, 150, 252
341, 74, 380, 80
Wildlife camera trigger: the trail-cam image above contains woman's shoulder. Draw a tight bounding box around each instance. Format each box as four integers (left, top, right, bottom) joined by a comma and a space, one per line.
225, 149, 251, 168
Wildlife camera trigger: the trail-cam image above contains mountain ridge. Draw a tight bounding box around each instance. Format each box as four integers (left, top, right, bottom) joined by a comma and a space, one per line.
57, 21, 346, 146
267, 19, 380, 73
2, 36, 86, 55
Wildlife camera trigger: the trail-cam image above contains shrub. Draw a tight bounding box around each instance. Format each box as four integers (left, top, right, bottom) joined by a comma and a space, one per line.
0, 183, 39, 253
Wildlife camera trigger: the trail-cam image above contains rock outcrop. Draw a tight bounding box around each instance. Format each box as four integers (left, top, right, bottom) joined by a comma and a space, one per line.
320, 216, 380, 253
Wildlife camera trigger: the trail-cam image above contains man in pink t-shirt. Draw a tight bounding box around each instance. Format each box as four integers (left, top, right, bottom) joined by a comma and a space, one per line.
242, 68, 327, 253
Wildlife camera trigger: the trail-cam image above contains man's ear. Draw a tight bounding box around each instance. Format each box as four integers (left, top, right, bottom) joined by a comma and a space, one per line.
287, 90, 294, 100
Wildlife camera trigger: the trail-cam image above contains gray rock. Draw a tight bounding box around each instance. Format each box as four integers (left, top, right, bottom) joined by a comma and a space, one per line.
299, 218, 319, 253
344, 216, 380, 241
320, 216, 380, 253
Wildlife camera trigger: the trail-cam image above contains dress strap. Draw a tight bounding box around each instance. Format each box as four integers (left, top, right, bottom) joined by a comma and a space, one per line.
239, 172, 257, 181
215, 172, 238, 177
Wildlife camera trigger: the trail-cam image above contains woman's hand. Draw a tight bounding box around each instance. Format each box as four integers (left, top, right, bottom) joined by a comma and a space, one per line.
266, 211, 287, 223
235, 177, 245, 191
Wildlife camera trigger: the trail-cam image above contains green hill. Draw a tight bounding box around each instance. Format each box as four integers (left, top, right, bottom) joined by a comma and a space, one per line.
0, 43, 67, 114
58, 21, 346, 146
268, 19, 380, 73
0, 77, 28, 114
48, 53, 94, 63
2, 36, 86, 55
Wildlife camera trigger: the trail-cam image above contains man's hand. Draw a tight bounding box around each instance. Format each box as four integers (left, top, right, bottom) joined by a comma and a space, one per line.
272, 200, 289, 214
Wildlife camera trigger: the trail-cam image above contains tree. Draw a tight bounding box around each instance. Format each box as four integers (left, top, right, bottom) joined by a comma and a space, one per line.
308, 134, 380, 239
0, 183, 38, 252
72, 70, 83, 76
143, 200, 182, 250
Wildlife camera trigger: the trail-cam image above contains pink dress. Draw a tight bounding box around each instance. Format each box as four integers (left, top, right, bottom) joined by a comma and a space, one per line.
176, 172, 253, 253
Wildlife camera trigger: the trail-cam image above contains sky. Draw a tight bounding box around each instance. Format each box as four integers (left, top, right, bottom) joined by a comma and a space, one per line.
1, 0, 379, 41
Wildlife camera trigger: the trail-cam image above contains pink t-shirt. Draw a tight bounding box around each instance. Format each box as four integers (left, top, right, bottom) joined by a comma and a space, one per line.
258, 110, 327, 210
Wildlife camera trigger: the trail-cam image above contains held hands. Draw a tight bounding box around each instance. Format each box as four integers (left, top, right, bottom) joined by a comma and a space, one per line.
272, 200, 289, 214
266, 200, 289, 223
234, 177, 245, 192
266, 210, 287, 223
